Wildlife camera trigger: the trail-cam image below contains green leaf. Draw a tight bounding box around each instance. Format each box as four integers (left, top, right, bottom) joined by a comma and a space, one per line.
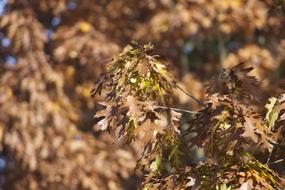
218, 184, 232, 190
150, 155, 163, 172
265, 97, 279, 129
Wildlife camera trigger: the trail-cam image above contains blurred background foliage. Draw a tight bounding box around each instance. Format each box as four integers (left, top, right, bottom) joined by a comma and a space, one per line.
0, 0, 284, 189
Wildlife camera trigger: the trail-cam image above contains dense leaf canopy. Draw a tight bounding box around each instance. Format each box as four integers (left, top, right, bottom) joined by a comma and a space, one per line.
0, 0, 284, 189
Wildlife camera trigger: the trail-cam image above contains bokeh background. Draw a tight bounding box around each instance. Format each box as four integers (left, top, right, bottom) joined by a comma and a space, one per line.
0, 0, 284, 189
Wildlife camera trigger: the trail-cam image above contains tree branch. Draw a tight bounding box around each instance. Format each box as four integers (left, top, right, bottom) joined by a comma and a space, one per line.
154, 105, 200, 114
173, 83, 207, 107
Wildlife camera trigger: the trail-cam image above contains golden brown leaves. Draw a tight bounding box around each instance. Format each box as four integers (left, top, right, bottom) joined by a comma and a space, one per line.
0, 10, 47, 54
93, 41, 283, 189
92, 44, 177, 142
207, 63, 259, 100
224, 45, 279, 81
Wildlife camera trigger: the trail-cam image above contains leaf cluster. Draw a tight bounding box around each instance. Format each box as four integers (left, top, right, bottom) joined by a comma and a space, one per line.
93, 44, 285, 190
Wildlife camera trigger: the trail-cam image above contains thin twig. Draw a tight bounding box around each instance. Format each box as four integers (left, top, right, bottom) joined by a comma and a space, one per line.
174, 83, 207, 107
154, 105, 200, 114
266, 145, 275, 165
269, 159, 284, 165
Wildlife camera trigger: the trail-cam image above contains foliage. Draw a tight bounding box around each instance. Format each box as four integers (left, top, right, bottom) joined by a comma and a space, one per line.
92, 44, 285, 189
0, 0, 284, 189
